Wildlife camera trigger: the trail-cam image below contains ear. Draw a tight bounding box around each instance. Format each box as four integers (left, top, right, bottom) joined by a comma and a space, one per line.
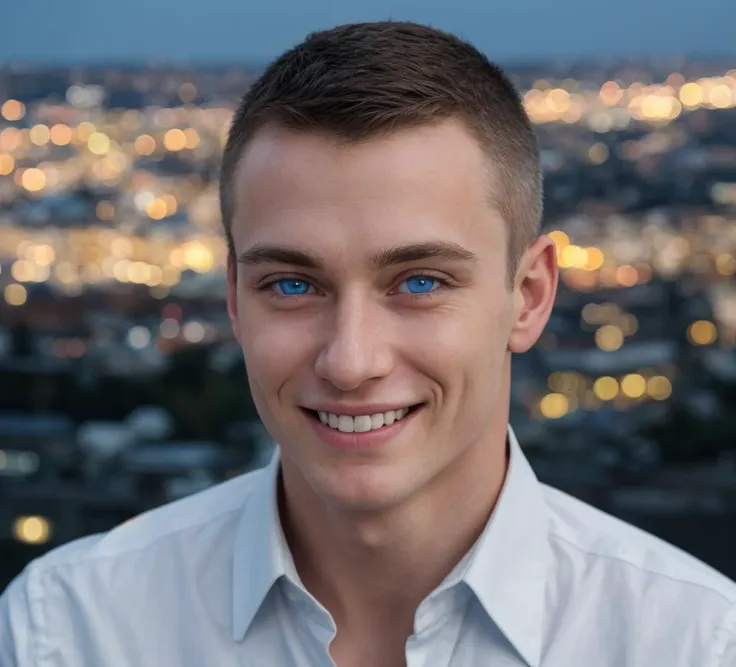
507, 235, 558, 354
226, 250, 242, 346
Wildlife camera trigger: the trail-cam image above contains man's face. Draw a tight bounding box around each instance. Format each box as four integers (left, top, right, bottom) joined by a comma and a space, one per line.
228, 120, 539, 511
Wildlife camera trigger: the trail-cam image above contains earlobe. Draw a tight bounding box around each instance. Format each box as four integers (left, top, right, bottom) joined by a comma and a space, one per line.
506, 236, 558, 355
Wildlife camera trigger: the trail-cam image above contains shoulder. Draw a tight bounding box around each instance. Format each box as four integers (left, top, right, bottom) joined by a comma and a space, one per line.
542, 483, 736, 600
32, 466, 262, 571
541, 483, 736, 661
1, 466, 269, 652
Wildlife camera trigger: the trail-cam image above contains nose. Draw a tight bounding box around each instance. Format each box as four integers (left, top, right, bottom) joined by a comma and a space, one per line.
314, 293, 394, 392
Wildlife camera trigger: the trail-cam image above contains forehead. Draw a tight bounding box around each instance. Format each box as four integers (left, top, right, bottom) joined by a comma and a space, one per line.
230, 121, 505, 258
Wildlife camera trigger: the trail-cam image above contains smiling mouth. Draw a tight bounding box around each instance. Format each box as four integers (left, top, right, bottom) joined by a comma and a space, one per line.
304, 404, 423, 433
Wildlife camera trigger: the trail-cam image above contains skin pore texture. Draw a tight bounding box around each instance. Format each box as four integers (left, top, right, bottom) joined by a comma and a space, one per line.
226, 119, 558, 666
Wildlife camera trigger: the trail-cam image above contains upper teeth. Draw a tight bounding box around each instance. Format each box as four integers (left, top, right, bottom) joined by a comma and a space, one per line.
318, 408, 411, 433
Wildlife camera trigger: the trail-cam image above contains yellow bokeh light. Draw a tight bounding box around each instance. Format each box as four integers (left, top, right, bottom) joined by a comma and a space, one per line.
184, 128, 200, 149
616, 265, 638, 287
111, 238, 132, 257
11, 260, 34, 282
621, 374, 646, 398
593, 376, 619, 401
524, 88, 544, 110
145, 265, 163, 287
163, 129, 187, 151
182, 241, 214, 272
600, 81, 623, 106
638, 94, 679, 121
715, 253, 736, 276
76, 121, 96, 142
32, 244, 55, 266
547, 230, 569, 253
169, 247, 185, 269
161, 194, 178, 215
113, 260, 130, 282
0, 127, 21, 152
540, 393, 569, 419
679, 83, 702, 107
583, 247, 605, 271
647, 376, 672, 401
595, 324, 624, 352
146, 198, 168, 220
13, 516, 51, 545
546, 89, 571, 113
127, 261, 150, 284
134, 134, 156, 155
0, 153, 14, 176
560, 244, 588, 269
29, 124, 50, 146
4, 283, 28, 306
2, 99, 25, 121
88, 132, 111, 155
667, 98, 683, 121
560, 101, 583, 124
687, 320, 717, 346
709, 84, 734, 109
50, 124, 73, 146
21, 167, 46, 192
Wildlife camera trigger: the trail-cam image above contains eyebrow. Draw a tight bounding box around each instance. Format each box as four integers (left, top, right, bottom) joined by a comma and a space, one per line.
237, 241, 477, 270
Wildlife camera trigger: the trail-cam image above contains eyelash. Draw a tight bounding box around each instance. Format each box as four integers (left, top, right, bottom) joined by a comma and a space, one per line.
258, 272, 453, 301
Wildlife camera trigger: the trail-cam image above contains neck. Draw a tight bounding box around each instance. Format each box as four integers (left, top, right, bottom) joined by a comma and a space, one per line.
279, 419, 509, 633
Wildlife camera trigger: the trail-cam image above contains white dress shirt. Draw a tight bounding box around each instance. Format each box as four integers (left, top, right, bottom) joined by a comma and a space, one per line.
2, 425, 736, 666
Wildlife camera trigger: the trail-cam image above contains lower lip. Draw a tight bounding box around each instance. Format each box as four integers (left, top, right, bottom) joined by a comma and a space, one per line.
306, 408, 420, 451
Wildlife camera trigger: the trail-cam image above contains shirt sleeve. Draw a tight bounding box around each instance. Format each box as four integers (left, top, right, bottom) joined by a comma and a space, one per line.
0, 569, 36, 667
711, 604, 736, 667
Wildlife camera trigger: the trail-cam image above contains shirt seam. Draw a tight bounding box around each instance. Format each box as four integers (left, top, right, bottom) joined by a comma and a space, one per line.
38, 503, 247, 574
26, 564, 44, 667
548, 530, 736, 605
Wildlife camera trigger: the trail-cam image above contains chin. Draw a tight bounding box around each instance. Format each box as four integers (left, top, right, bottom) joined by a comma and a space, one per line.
313, 462, 420, 513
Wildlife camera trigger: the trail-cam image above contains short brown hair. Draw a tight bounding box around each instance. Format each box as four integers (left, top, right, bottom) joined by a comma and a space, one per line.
220, 21, 542, 282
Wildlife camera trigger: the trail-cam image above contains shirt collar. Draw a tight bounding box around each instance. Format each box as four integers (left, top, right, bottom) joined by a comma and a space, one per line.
463, 425, 549, 667
231, 448, 291, 641
231, 425, 550, 666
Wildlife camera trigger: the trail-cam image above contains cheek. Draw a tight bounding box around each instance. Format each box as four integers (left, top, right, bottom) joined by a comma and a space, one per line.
399, 305, 511, 412
239, 303, 315, 392
403, 302, 511, 364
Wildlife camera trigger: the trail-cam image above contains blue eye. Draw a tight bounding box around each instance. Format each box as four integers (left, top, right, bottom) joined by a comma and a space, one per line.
399, 276, 440, 294
274, 278, 312, 296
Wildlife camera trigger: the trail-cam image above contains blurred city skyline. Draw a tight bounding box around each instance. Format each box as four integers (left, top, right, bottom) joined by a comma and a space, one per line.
1, 0, 736, 64
2, 2, 736, 590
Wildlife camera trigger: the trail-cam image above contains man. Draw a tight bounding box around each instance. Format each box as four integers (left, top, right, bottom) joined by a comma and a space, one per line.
2, 21, 735, 667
